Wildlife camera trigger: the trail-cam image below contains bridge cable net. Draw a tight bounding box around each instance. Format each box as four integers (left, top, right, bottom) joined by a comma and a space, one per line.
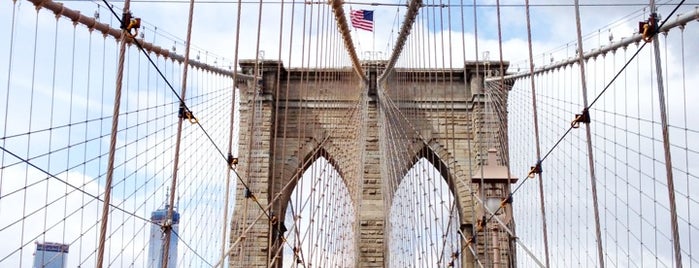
0, 0, 367, 267
500, 2, 699, 267
0, 0, 247, 266
3, 0, 699, 267
220, 1, 365, 267
378, 0, 526, 267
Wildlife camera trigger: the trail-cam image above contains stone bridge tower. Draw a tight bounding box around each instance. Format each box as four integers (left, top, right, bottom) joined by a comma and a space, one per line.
228, 60, 514, 267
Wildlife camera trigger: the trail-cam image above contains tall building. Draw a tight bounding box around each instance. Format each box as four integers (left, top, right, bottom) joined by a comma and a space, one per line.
148, 205, 180, 268
32, 242, 68, 268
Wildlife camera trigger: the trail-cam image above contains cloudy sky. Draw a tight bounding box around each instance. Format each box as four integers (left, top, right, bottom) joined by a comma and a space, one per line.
1, 0, 698, 267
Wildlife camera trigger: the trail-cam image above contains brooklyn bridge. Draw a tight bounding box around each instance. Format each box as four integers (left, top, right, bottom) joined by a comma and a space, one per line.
0, 0, 697, 267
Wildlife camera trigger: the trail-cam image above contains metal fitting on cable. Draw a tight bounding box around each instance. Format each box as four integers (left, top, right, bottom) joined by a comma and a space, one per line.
178, 105, 198, 124
571, 108, 590, 129
500, 194, 513, 208
639, 13, 659, 43
244, 188, 256, 201
160, 219, 172, 233
120, 11, 141, 38
227, 153, 238, 169
476, 216, 487, 232
528, 161, 542, 178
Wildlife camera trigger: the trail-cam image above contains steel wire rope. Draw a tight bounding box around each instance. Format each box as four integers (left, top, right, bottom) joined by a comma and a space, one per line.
378, 75, 546, 265
86, 0, 237, 67
304, 161, 331, 265
77, 21, 96, 266
265, 0, 288, 263
433, 2, 456, 265
270, 99, 364, 264
217, 96, 365, 266
647, 0, 683, 265
377, 84, 547, 265
380, 89, 405, 265
0, 147, 155, 224
238, 0, 267, 261
379, 65, 410, 264
49, 0, 252, 265
678, 22, 693, 265
446, 3, 463, 265
491, 0, 687, 203
130, 34, 145, 267
318, 7, 336, 265
268, 159, 327, 267
1, 0, 19, 209
307, 5, 326, 262
479, 1, 511, 265
95, 1, 278, 239
10, 12, 42, 267
381, 26, 416, 266
39, 17, 62, 265
379, 66, 432, 264
95, 0, 133, 260
494, 3, 692, 264
418, 0, 440, 264
274, 0, 297, 264
459, 0, 481, 265
291, 2, 312, 266
114, 42, 135, 268
56, 0, 699, 6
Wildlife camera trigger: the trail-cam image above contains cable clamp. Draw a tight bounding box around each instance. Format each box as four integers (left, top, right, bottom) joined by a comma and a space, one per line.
527, 161, 542, 178
465, 237, 473, 246
639, 13, 658, 43
120, 11, 141, 38
476, 216, 486, 232
227, 153, 238, 169
500, 194, 513, 208
160, 219, 172, 233
571, 108, 590, 129
178, 105, 198, 124
244, 188, 257, 201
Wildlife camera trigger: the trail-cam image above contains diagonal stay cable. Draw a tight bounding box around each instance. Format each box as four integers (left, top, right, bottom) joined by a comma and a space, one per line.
98, 2, 281, 263
528, 0, 683, 190
99, 0, 272, 219
483, 0, 686, 227
0, 145, 153, 224
172, 229, 214, 267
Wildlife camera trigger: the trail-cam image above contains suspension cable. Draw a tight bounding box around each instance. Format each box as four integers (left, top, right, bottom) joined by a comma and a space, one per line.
648, 0, 683, 266
522, 0, 551, 266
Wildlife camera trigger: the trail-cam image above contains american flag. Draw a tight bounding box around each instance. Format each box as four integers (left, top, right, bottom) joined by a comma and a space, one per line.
350, 10, 374, 32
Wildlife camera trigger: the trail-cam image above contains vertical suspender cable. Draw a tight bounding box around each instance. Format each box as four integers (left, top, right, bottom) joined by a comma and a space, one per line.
222, 0, 245, 263
96, 0, 131, 267
162, 1, 196, 267
523, 0, 551, 266
267, 0, 287, 262
648, 1, 682, 267
572, 1, 605, 267
328, 0, 367, 82
493, 1, 507, 266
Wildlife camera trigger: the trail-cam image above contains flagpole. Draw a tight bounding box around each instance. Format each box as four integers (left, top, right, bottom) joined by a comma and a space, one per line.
372, 27, 375, 59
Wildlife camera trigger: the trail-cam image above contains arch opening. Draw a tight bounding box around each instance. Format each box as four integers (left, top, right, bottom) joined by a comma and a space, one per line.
281, 156, 355, 267
389, 157, 462, 267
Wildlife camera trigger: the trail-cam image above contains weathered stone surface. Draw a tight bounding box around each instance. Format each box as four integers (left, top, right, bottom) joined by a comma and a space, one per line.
229, 60, 514, 267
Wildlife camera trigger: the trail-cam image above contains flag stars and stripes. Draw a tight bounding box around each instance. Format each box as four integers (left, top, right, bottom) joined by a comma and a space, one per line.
350, 9, 374, 32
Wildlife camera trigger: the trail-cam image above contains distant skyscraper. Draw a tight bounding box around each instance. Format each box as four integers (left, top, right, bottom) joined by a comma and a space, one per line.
32, 242, 68, 268
148, 205, 180, 268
